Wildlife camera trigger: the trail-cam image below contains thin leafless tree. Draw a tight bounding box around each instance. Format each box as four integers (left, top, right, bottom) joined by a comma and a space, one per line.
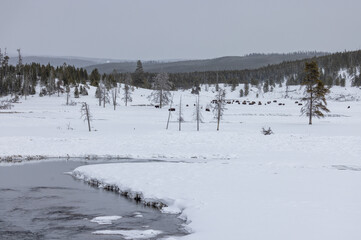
122, 73, 132, 106
81, 102, 92, 132
166, 94, 174, 130
111, 85, 119, 110
193, 94, 203, 131
213, 88, 226, 131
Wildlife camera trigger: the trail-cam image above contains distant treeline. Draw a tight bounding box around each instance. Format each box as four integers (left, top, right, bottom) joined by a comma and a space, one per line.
165, 50, 361, 89
1, 48, 360, 97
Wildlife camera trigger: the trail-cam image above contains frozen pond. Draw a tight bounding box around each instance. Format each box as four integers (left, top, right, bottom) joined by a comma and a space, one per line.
0, 160, 186, 239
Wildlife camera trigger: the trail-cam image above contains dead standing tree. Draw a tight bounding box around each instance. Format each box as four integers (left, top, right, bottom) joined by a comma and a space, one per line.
148, 72, 172, 108
213, 88, 226, 131
178, 95, 184, 131
193, 94, 203, 131
122, 73, 132, 106
65, 85, 70, 105
101, 79, 110, 108
166, 94, 174, 130
81, 102, 92, 132
111, 85, 119, 110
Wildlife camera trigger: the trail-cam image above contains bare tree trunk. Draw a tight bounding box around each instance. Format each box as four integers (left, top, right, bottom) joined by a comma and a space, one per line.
309, 91, 313, 125
160, 89, 163, 108
179, 95, 182, 131
112, 89, 117, 110
217, 101, 221, 131
197, 95, 200, 131
125, 85, 128, 106
216, 72, 219, 91
85, 103, 91, 132
23, 75, 27, 100
103, 88, 106, 108
166, 94, 174, 130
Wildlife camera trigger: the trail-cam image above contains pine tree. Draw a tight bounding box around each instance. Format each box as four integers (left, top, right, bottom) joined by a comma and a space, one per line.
132, 60, 148, 88
244, 83, 249, 96
340, 78, 346, 87
230, 78, 238, 91
301, 61, 330, 125
90, 68, 100, 86
263, 80, 269, 93
74, 86, 80, 98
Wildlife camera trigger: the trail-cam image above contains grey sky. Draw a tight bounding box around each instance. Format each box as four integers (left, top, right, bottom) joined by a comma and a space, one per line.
1, 0, 360, 60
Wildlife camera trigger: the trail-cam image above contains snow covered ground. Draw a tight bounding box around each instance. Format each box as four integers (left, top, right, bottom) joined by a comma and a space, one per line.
1, 83, 360, 161
1, 83, 361, 239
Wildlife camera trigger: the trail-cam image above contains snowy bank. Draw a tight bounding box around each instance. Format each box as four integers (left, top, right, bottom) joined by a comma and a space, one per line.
73, 156, 361, 240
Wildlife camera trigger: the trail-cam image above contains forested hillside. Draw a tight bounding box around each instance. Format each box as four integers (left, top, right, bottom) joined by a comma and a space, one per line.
1, 49, 360, 98
85, 52, 328, 74
166, 50, 361, 89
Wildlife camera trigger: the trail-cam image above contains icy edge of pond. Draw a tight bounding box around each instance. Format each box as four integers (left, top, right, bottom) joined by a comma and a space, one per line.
92, 229, 163, 239
72, 170, 170, 210
0, 155, 134, 165
71, 169, 193, 236
0, 154, 207, 166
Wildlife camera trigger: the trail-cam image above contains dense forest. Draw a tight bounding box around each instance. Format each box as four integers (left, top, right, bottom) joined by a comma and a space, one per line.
166, 50, 361, 89
1, 48, 360, 98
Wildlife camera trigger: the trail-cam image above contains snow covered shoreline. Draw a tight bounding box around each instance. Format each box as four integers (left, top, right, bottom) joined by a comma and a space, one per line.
71, 156, 361, 240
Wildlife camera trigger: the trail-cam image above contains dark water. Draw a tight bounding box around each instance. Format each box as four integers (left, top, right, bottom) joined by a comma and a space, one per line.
0, 160, 186, 240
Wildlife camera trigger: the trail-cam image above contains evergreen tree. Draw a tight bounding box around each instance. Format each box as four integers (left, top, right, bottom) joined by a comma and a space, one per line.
191, 79, 201, 94
340, 78, 346, 87
74, 86, 80, 98
263, 80, 269, 93
301, 61, 330, 125
90, 68, 100, 86
250, 78, 259, 86
230, 78, 238, 91
132, 60, 149, 88
244, 83, 249, 96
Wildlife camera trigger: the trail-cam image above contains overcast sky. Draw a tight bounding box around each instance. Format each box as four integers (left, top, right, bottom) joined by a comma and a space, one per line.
1, 0, 360, 60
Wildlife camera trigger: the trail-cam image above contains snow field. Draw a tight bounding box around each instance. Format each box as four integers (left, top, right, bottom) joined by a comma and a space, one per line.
74, 154, 361, 240
1, 83, 360, 161
1, 83, 361, 239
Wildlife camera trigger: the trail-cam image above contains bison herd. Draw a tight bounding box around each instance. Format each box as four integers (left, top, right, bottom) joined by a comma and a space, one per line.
155, 99, 304, 111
